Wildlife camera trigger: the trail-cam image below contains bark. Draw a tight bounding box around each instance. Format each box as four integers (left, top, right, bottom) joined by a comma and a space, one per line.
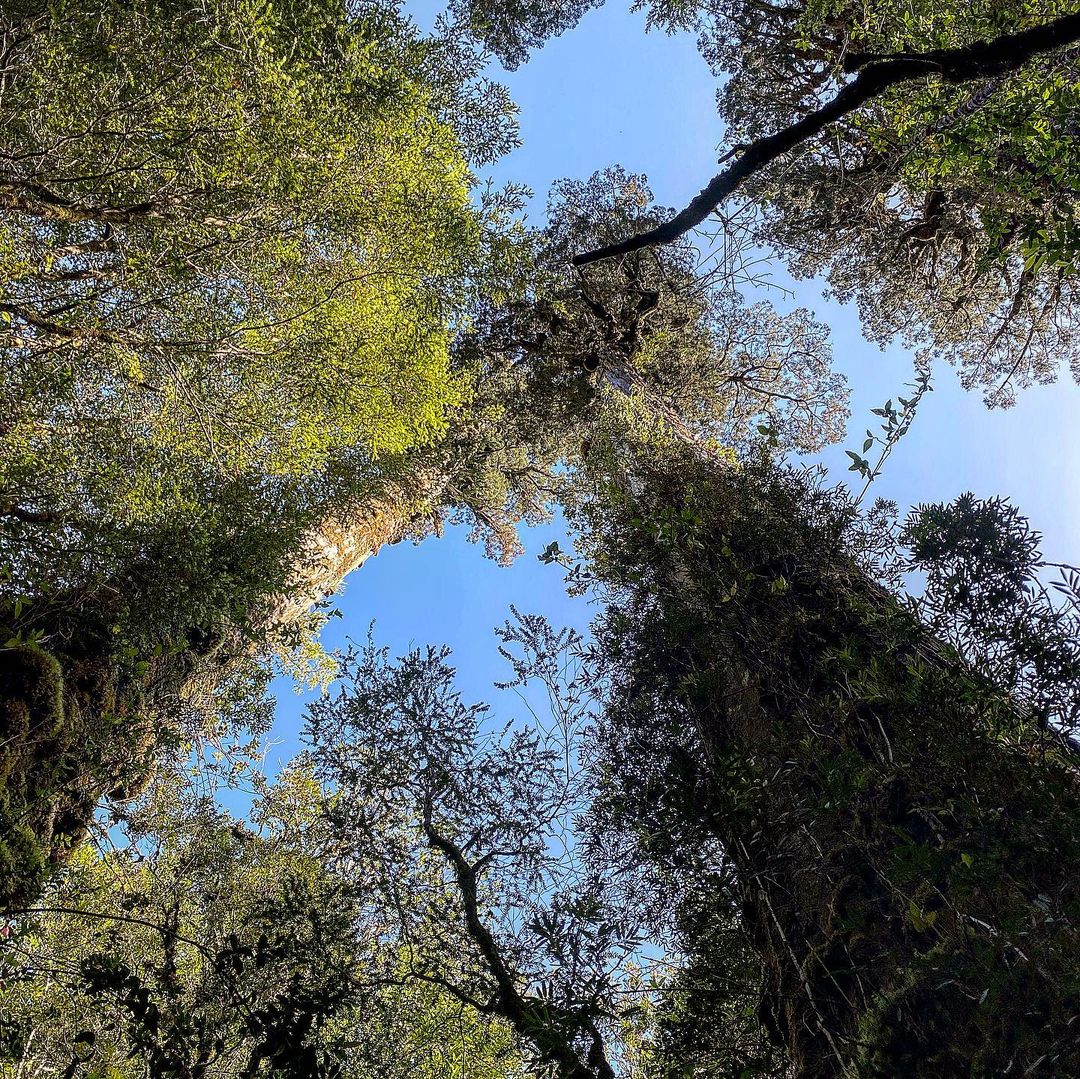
595, 452, 1080, 1076
0, 461, 451, 909
573, 12, 1080, 267
259, 467, 450, 635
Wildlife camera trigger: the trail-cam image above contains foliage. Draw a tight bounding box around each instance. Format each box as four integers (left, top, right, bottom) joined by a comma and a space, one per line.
0, 0, 529, 672
422, 165, 848, 572
0, 143, 852, 909
455, 0, 1080, 404
859, 490, 1080, 743
0, 0, 492, 541
0, 761, 359, 1077
305, 615, 634, 1079
685, 0, 1080, 405
579, 629, 791, 1079
0, 747, 532, 1079
565, 437, 1080, 1075
448, 0, 603, 69
0, 0, 524, 905
16, 448, 1079, 1077
11, 7, 1077, 1078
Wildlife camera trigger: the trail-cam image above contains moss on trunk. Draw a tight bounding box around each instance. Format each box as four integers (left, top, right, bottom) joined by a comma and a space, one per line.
584, 448, 1080, 1076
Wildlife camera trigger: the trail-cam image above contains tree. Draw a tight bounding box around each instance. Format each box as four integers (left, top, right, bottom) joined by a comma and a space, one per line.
8, 4, 1080, 1077
0, 0, 524, 905
0, 763, 359, 1077
300, 608, 817, 1079
0, 745, 532, 1078
0, 0, 502, 548
571, 3, 1080, 405
567, 436, 1080, 1075
454, 0, 1080, 405
304, 618, 628, 1079
1, 160, 848, 908
0, 0, 529, 635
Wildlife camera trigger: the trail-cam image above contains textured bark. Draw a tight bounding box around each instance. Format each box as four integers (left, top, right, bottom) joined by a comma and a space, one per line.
594, 453, 1080, 1076
260, 470, 448, 636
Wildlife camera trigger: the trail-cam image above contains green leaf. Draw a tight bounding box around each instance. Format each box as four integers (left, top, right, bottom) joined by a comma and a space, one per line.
538, 541, 563, 565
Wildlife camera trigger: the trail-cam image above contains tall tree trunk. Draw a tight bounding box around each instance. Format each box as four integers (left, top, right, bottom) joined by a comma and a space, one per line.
260, 465, 450, 633
587, 449, 1080, 1076
0, 461, 451, 908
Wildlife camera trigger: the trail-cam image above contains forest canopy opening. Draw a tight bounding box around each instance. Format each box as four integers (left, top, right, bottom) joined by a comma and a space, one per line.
2, 2, 1080, 1077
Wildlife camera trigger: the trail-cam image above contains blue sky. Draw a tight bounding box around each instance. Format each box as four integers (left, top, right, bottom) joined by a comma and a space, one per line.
262, 2, 1080, 770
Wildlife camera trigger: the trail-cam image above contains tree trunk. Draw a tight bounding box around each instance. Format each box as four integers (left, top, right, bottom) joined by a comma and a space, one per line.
0, 464, 449, 908
259, 468, 449, 634
589, 450, 1080, 1076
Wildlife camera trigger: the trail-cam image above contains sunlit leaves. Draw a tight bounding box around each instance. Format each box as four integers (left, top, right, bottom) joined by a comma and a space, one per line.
0, 0, 499, 605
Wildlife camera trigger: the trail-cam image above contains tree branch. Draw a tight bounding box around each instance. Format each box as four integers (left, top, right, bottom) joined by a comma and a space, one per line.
421, 801, 615, 1079
6, 906, 214, 960
0, 503, 61, 526
573, 13, 1080, 267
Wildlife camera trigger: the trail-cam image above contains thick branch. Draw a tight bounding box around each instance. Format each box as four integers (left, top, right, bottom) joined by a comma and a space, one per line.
573, 13, 1080, 267
421, 804, 614, 1079
0, 502, 60, 525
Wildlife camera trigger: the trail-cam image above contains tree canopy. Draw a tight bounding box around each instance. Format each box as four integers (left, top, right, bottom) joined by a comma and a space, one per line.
466, 0, 1080, 405
4, 1, 1080, 1076
0, 0, 522, 604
